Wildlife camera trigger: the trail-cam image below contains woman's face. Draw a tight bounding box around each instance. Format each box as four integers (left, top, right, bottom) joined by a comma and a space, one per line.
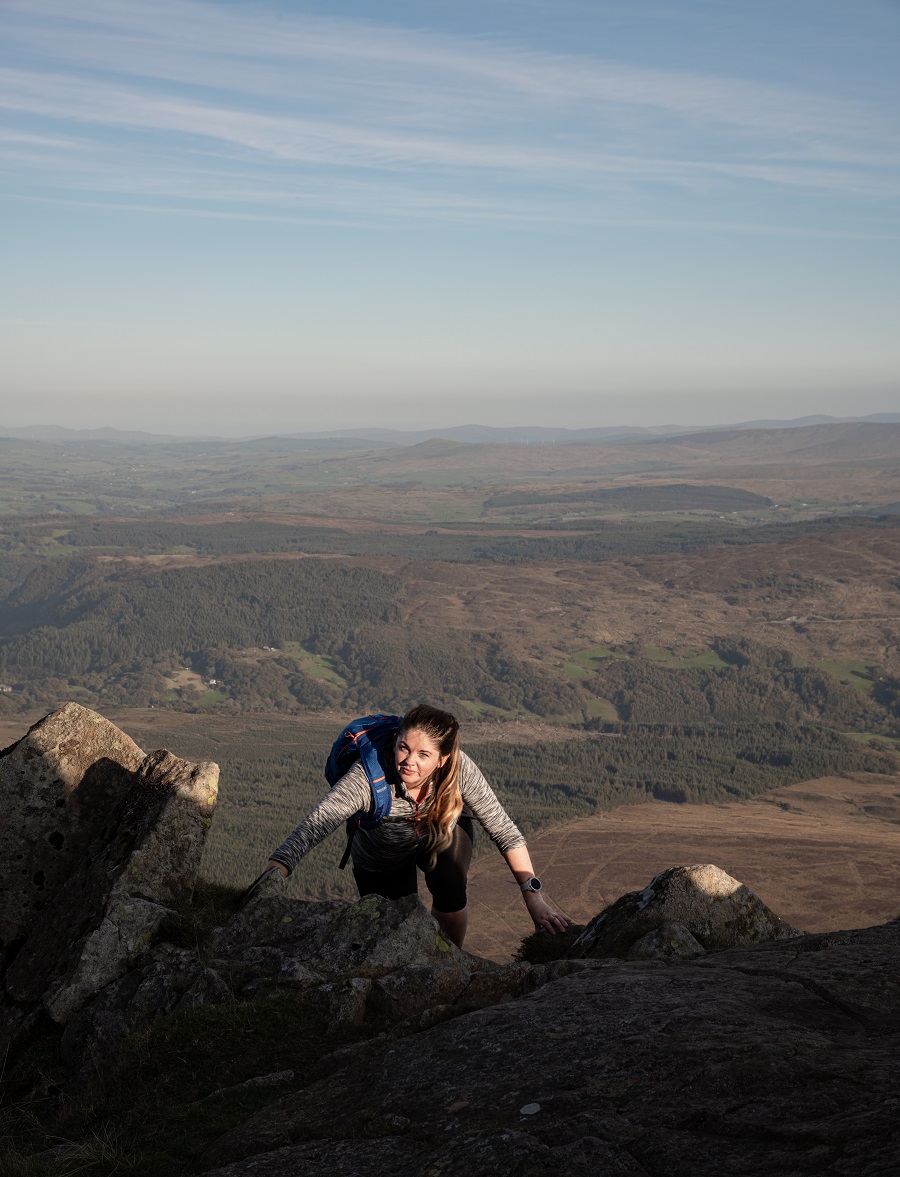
395, 727, 447, 789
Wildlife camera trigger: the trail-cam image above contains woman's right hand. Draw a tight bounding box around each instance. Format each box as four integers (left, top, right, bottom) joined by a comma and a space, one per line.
523, 890, 571, 935
265, 859, 289, 877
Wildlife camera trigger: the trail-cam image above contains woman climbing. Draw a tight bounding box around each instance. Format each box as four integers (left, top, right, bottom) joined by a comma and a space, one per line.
265, 703, 570, 948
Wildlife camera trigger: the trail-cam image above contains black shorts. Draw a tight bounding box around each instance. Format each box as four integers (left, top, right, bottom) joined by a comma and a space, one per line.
352, 815, 474, 913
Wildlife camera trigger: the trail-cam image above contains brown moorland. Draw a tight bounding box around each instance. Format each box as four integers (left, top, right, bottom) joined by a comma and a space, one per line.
392, 525, 900, 669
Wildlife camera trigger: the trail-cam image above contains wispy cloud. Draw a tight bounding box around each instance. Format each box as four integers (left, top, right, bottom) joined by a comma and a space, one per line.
1, 0, 898, 229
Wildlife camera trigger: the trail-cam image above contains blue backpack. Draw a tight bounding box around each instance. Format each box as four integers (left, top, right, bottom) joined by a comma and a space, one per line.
325, 714, 402, 867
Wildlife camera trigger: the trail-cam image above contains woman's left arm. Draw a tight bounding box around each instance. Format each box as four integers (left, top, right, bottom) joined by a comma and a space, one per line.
458, 752, 571, 933
504, 844, 572, 934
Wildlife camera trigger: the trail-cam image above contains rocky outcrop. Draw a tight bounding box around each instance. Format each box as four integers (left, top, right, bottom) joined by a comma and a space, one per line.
0, 708, 591, 1091
0, 705, 218, 1043
197, 920, 900, 1176
571, 863, 802, 959
212, 882, 590, 1020
4, 707, 897, 1176
62, 882, 591, 1084
0, 702, 145, 955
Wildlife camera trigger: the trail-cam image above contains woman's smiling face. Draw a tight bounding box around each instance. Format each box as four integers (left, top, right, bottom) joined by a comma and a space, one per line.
395, 727, 447, 789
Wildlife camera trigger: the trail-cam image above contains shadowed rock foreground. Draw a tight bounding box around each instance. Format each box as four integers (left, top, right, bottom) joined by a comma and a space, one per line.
2, 706, 898, 1176
1, 704, 218, 1052
198, 922, 900, 1177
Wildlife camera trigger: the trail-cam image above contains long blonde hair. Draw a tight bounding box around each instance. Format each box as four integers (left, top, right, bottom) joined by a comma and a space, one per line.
399, 704, 462, 869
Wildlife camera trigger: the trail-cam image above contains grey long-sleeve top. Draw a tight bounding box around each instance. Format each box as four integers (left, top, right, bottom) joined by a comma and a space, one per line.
270, 750, 525, 873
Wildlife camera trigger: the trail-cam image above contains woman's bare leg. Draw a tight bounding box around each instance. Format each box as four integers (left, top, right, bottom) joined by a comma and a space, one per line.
432, 905, 468, 948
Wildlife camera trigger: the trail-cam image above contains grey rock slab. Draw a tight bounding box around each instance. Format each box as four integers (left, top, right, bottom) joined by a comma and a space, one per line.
198, 922, 900, 1177
213, 892, 477, 983
693, 919, 900, 1031
209, 893, 348, 964
191, 1071, 297, 1109
303, 892, 472, 978
306, 976, 372, 1029
624, 920, 706, 961
60, 942, 231, 1080
199, 1128, 651, 1177
44, 896, 171, 1021
571, 863, 802, 959
451, 961, 538, 1012
369, 963, 472, 1022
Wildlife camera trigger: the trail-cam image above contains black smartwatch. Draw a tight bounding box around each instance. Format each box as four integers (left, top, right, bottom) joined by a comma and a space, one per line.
519, 877, 543, 893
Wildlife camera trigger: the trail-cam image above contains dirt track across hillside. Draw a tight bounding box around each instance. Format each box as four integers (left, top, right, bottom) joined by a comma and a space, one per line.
464, 772, 900, 962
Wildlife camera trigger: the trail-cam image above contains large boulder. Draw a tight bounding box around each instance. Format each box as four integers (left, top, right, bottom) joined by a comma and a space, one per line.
0, 705, 218, 1034
60, 943, 233, 1082
0, 702, 145, 955
570, 863, 802, 960
58, 888, 591, 1086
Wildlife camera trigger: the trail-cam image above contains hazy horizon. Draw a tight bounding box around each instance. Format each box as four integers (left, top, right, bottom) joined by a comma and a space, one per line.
2, 402, 899, 441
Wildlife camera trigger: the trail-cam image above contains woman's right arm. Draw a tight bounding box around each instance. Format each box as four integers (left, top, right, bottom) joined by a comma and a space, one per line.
265, 765, 372, 875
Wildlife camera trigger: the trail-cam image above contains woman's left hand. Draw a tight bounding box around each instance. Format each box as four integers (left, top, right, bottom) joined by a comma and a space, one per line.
523, 891, 572, 935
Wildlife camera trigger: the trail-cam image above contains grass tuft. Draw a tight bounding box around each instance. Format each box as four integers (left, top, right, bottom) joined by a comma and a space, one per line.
515, 923, 586, 964
155, 880, 245, 953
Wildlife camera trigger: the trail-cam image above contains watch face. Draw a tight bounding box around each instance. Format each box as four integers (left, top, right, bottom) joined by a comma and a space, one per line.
525, 877, 542, 891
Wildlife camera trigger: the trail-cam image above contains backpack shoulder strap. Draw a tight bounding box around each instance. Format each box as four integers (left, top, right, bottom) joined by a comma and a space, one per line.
326, 714, 402, 825
351, 726, 394, 823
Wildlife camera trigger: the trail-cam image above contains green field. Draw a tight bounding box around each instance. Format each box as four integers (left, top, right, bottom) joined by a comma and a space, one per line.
644, 645, 730, 669
279, 643, 349, 688
562, 644, 629, 679
817, 658, 875, 693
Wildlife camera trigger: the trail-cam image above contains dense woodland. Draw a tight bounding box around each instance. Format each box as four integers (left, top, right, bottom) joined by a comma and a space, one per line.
0, 558, 397, 687
2, 512, 896, 566
590, 639, 898, 735
0, 552, 897, 743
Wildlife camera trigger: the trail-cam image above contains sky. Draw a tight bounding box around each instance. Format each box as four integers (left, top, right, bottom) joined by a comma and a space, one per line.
1, 0, 899, 435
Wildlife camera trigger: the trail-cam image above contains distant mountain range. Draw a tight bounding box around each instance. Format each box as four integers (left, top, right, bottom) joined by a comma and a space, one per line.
274, 414, 900, 448
0, 413, 898, 447
0, 425, 184, 444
